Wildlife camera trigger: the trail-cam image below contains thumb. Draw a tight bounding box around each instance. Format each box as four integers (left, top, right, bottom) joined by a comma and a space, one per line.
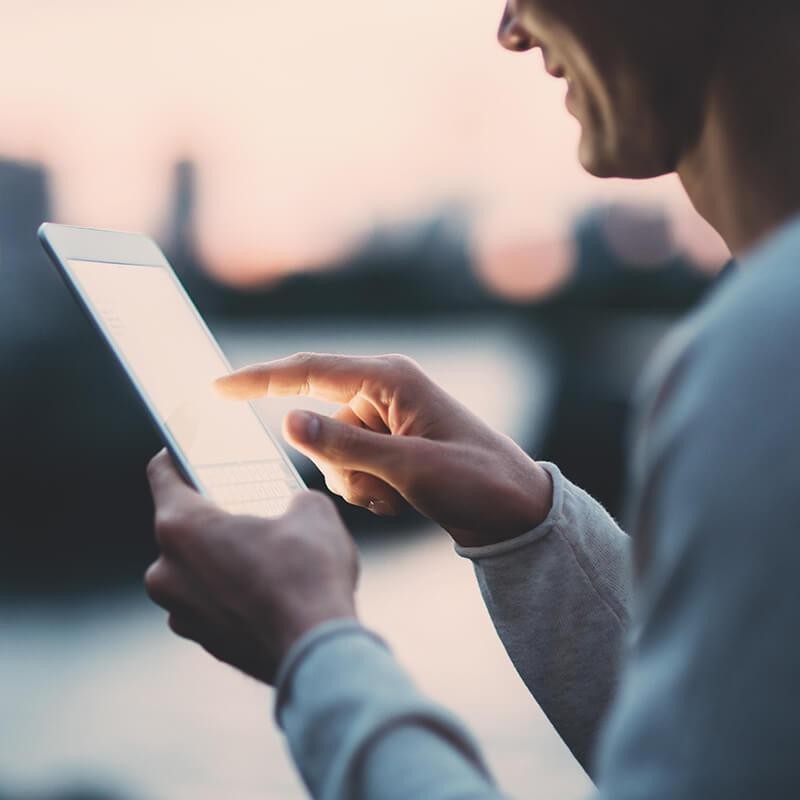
284, 410, 415, 484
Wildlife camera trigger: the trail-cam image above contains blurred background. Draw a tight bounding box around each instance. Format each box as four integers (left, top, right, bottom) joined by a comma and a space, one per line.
0, 2, 729, 798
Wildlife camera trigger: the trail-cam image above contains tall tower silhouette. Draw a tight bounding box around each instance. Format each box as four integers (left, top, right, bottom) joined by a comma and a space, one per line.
163, 158, 198, 271
0, 158, 50, 278
0, 158, 68, 334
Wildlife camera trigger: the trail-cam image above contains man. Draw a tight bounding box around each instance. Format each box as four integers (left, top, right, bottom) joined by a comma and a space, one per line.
143, 1, 800, 797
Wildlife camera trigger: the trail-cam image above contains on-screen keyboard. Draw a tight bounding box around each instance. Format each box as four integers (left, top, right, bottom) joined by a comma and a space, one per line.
196, 459, 300, 518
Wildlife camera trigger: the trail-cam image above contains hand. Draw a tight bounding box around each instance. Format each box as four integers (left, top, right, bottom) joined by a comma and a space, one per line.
216, 353, 553, 548
144, 450, 359, 684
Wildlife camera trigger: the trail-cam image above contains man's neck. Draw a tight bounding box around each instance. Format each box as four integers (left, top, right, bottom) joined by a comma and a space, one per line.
677, 8, 800, 257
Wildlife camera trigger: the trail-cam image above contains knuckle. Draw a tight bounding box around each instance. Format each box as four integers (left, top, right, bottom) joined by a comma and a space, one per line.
290, 351, 314, 365
154, 507, 183, 533
343, 471, 372, 503
384, 353, 423, 377
144, 561, 171, 604
339, 488, 360, 507
167, 613, 194, 639
323, 471, 346, 498
290, 352, 318, 395
330, 421, 358, 455
186, 504, 218, 531
166, 613, 182, 634
154, 508, 189, 547
155, 505, 216, 547
391, 439, 436, 494
381, 356, 431, 414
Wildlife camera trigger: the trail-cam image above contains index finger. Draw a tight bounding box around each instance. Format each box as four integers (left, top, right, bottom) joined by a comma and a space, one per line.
214, 352, 388, 403
146, 449, 206, 511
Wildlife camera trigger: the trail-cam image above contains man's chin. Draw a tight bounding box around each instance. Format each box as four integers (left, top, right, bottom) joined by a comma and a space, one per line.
577, 136, 619, 178
578, 134, 674, 180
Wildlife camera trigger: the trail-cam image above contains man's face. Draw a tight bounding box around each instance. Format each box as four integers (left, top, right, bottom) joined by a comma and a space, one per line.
498, 0, 719, 179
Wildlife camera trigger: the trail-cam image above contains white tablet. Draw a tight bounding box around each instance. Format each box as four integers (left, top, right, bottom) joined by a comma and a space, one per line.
39, 223, 305, 518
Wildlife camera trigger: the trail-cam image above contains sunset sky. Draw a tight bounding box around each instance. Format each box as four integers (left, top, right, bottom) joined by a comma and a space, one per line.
0, 0, 728, 293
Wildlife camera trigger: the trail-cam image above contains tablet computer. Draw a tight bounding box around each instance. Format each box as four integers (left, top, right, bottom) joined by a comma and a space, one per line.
39, 223, 305, 518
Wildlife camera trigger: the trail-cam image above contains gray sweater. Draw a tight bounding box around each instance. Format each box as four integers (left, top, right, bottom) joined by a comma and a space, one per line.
276, 216, 800, 799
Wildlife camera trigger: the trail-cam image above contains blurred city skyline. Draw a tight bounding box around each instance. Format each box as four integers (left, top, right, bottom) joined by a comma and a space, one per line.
1, 0, 728, 292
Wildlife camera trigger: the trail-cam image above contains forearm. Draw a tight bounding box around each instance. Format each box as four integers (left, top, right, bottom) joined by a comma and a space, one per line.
276, 620, 505, 800
457, 463, 632, 775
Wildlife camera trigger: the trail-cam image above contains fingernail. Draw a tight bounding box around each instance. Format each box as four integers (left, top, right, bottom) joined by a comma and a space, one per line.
213, 376, 233, 395
368, 499, 393, 517
288, 411, 321, 444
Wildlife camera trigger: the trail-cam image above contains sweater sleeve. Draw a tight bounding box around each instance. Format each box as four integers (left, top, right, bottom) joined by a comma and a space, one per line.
456, 462, 633, 776
275, 619, 507, 800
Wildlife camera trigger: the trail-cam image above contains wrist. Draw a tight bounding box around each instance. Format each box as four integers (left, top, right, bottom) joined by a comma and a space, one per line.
449, 460, 554, 549
517, 459, 554, 531
274, 619, 389, 725
269, 597, 359, 674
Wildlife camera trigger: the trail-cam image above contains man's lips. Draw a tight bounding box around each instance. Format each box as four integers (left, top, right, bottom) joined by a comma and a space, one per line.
542, 50, 566, 79
544, 60, 575, 109
542, 50, 574, 107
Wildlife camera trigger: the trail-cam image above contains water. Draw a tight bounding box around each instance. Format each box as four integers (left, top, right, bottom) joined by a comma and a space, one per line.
0, 316, 592, 798
0, 531, 592, 799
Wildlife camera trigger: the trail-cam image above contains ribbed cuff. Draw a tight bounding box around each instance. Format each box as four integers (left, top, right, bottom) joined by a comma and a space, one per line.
454, 461, 565, 561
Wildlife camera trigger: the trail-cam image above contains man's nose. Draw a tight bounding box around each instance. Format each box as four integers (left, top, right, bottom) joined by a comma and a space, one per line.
497, 3, 536, 52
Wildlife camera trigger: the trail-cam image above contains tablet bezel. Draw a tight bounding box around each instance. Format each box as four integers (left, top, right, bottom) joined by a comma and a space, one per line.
38, 222, 306, 502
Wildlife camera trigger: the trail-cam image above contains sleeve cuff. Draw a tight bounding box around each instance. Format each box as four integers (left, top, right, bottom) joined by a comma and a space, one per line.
274, 618, 389, 727
273, 618, 497, 798
454, 461, 566, 562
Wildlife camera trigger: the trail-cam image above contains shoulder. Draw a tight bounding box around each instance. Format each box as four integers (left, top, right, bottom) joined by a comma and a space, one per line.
626, 220, 800, 546
700, 220, 800, 366
676, 219, 800, 438
642, 218, 800, 434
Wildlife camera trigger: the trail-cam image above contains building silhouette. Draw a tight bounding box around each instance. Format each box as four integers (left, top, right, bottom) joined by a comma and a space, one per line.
0, 158, 61, 335
0, 158, 50, 266
162, 158, 199, 269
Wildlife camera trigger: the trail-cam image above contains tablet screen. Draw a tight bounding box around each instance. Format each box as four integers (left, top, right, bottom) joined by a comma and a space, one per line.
69, 259, 302, 518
